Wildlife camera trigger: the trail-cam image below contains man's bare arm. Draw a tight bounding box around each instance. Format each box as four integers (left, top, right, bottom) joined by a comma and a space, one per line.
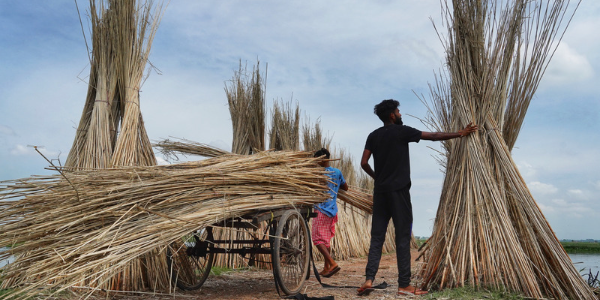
421, 123, 478, 141
340, 182, 349, 191
360, 149, 375, 179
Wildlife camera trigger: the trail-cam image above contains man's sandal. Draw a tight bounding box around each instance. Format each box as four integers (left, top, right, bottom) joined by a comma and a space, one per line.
357, 287, 374, 296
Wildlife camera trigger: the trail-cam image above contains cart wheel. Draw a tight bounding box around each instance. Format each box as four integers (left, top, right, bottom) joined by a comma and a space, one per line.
272, 210, 310, 295
166, 228, 214, 290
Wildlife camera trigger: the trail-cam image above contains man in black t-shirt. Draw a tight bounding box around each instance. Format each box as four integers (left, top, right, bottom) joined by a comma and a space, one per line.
356, 99, 477, 296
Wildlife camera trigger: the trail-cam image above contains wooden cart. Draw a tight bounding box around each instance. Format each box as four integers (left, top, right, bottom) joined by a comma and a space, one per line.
166, 207, 315, 295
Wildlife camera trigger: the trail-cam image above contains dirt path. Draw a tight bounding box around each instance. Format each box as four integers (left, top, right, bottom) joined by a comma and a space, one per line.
114, 250, 423, 300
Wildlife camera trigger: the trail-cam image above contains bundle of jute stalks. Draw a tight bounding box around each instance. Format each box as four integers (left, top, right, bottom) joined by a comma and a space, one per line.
225, 60, 266, 155
338, 188, 373, 214
269, 99, 301, 151
154, 138, 384, 264
0, 151, 329, 299
418, 0, 594, 299
154, 138, 377, 214
65, 0, 163, 169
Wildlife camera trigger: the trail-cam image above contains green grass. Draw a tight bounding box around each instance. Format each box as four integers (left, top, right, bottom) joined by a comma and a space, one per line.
561, 241, 600, 254
209, 266, 252, 276
0, 289, 12, 298
424, 286, 526, 299
0, 282, 71, 300
210, 266, 231, 276
0, 269, 12, 299
0, 275, 4, 298
415, 238, 427, 248
414, 239, 600, 254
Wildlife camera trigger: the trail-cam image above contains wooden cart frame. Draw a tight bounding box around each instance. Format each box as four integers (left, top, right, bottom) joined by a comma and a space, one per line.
166, 207, 315, 295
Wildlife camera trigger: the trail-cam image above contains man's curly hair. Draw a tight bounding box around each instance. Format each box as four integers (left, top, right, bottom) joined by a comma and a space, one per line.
374, 99, 399, 122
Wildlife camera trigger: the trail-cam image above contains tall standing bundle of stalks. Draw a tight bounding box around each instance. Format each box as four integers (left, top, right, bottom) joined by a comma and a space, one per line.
0, 151, 329, 299
302, 118, 331, 152
216, 60, 268, 269
269, 99, 300, 151
110, 0, 163, 167
59, 0, 165, 293
357, 172, 374, 191
418, 1, 593, 299
76, 0, 119, 169
225, 60, 266, 155
65, 0, 162, 169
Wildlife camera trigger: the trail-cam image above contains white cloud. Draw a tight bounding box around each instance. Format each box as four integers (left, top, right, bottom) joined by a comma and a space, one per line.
551, 198, 568, 206
594, 180, 600, 190
0, 125, 16, 136
545, 198, 594, 219
155, 156, 170, 166
567, 189, 589, 200
10, 144, 59, 159
516, 161, 536, 179
537, 202, 555, 214
10, 144, 30, 155
536, 200, 595, 233
544, 42, 594, 85
528, 181, 558, 195
568, 212, 584, 219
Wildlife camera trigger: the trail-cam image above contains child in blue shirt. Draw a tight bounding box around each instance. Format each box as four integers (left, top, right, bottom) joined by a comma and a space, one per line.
312, 148, 348, 278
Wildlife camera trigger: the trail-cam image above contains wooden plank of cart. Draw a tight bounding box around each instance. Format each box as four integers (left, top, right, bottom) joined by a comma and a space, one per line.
166, 207, 316, 296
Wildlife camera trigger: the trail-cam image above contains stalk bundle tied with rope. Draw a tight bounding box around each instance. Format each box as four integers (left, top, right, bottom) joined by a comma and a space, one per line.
418, 1, 594, 299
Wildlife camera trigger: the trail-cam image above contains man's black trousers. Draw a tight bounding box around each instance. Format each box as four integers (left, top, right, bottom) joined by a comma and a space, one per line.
365, 185, 413, 287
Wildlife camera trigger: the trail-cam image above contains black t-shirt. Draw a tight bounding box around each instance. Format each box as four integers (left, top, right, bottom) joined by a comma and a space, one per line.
364, 124, 422, 192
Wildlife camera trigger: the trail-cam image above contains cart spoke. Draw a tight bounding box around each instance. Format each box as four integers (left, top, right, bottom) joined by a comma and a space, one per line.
167, 228, 214, 290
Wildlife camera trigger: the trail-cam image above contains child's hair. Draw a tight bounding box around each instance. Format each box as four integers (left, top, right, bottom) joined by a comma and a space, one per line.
314, 148, 330, 159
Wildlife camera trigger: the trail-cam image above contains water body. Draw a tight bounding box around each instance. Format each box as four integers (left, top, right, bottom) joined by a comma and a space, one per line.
1, 247, 14, 268
569, 253, 600, 276
0, 258, 9, 268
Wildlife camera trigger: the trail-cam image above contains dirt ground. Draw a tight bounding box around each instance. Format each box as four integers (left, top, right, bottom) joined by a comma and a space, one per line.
101, 250, 424, 300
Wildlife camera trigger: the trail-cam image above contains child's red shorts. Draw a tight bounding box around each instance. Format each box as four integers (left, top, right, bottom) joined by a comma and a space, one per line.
311, 210, 338, 247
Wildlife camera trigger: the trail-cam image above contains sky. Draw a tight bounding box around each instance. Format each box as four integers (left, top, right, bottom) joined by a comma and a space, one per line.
0, 1, 598, 240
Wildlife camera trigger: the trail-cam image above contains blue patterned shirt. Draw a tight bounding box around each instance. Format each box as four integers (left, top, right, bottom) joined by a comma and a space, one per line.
315, 166, 346, 217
